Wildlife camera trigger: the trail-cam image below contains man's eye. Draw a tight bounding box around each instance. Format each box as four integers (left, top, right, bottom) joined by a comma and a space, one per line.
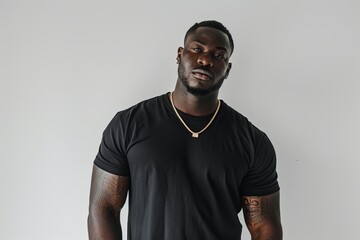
193, 48, 201, 53
214, 53, 225, 60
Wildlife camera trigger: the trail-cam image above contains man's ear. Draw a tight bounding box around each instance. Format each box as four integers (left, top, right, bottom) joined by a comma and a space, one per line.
225, 62, 232, 79
177, 47, 184, 62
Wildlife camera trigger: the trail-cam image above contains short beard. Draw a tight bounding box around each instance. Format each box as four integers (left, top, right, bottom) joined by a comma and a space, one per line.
178, 64, 225, 97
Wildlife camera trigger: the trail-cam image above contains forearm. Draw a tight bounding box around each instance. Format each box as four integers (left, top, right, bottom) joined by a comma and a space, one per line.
88, 207, 122, 240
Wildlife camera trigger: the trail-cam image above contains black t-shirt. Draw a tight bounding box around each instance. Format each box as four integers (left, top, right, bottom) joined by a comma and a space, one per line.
94, 93, 279, 240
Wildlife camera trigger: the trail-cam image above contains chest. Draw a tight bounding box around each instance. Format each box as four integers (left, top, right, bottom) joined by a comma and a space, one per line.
126, 122, 252, 188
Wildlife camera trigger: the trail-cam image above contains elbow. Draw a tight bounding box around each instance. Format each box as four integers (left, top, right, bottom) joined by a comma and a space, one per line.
87, 205, 123, 240
88, 204, 121, 223
251, 223, 283, 240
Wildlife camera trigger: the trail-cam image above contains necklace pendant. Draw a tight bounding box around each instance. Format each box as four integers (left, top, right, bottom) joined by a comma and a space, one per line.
170, 92, 221, 140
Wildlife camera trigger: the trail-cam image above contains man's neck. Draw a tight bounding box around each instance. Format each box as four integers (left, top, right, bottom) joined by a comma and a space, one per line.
171, 82, 220, 117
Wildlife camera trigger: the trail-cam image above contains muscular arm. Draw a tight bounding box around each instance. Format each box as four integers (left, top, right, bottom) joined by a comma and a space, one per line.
88, 165, 129, 240
242, 191, 282, 240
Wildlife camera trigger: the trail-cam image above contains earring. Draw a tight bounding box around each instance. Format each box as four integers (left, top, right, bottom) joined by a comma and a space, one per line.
176, 58, 180, 64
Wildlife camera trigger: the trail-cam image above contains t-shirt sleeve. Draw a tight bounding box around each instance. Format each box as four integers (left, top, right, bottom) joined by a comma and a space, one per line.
94, 112, 130, 176
239, 126, 280, 196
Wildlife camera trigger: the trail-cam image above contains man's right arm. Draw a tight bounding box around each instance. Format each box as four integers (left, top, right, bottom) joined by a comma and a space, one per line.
88, 164, 129, 240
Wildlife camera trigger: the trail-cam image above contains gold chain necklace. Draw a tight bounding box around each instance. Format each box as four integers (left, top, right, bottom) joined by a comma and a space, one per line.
169, 92, 221, 138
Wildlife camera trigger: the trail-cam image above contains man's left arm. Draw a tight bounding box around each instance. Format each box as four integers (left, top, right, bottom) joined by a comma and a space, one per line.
242, 191, 282, 240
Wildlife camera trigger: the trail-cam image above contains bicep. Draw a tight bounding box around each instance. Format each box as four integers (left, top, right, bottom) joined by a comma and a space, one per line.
242, 191, 282, 236
89, 164, 129, 212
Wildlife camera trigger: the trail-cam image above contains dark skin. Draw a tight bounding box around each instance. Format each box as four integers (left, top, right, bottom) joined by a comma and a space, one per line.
88, 165, 129, 240
173, 27, 232, 116
88, 26, 282, 240
242, 192, 282, 240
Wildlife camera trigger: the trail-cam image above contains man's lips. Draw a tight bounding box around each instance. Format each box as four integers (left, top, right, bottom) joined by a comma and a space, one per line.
191, 69, 213, 81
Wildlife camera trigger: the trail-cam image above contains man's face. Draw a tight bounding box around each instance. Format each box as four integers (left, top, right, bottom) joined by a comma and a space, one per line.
177, 27, 232, 96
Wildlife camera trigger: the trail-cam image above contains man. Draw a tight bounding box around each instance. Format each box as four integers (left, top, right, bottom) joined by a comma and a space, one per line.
88, 20, 282, 240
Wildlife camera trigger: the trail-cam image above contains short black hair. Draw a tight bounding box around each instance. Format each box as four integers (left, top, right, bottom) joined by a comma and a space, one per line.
184, 20, 234, 55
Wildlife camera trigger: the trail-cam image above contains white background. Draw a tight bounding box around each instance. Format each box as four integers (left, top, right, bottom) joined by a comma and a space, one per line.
1, 0, 359, 239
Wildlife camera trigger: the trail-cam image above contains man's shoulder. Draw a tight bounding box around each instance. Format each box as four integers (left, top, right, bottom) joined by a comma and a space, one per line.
116, 93, 167, 116
222, 101, 251, 126
222, 101, 269, 140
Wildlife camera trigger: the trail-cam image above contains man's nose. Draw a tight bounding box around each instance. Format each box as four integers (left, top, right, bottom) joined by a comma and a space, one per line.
197, 54, 213, 67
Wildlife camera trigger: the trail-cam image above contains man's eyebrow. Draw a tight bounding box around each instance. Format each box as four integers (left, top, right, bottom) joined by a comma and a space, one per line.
191, 40, 228, 52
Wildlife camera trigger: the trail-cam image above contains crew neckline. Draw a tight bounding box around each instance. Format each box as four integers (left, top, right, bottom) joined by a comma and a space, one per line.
162, 92, 225, 122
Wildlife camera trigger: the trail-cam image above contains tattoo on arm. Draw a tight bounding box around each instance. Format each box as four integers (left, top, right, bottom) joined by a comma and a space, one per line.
90, 166, 129, 212
242, 196, 271, 227
241, 192, 282, 239
88, 166, 129, 239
